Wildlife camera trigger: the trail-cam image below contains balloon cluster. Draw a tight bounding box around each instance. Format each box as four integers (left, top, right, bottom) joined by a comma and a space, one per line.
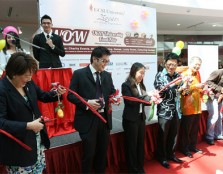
172, 40, 184, 56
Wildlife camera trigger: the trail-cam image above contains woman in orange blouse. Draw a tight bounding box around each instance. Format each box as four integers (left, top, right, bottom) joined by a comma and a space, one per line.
179, 56, 204, 158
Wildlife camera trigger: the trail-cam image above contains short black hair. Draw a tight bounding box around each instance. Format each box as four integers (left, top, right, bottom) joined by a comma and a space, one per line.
164, 52, 179, 63
41, 14, 52, 23
6, 52, 38, 79
90, 46, 111, 63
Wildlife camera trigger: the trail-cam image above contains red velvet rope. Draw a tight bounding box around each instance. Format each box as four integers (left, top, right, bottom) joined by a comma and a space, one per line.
0, 129, 32, 151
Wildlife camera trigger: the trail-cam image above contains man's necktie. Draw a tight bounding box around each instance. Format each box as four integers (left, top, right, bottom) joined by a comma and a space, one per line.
95, 72, 104, 109
47, 34, 50, 39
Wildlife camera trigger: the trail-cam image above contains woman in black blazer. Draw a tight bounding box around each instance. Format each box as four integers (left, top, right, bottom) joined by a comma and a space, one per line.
122, 62, 151, 174
0, 52, 66, 173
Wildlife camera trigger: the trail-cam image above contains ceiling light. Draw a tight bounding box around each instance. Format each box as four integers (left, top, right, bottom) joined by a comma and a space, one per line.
177, 24, 181, 26
212, 24, 216, 27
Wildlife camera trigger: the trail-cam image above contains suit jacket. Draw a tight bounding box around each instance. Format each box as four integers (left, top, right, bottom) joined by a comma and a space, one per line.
206, 69, 223, 94
121, 81, 150, 122
33, 32, 65, 68
67, 66, 116, 133
0, 77, 58, 166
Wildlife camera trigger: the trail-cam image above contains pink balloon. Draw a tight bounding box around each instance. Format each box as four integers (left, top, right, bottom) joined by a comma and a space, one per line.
130, 20, 139, 29
3, 26, 18, 38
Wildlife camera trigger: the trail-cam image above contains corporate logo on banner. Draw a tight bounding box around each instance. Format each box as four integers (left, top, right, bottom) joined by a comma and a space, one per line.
89, 3, 125, 25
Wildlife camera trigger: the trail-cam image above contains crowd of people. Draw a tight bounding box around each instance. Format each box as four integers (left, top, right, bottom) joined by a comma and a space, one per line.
0, 14, 223, 174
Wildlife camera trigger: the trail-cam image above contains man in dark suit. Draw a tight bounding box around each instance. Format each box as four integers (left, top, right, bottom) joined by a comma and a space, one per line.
67, 46, 116, 173
33, 14, 65, 68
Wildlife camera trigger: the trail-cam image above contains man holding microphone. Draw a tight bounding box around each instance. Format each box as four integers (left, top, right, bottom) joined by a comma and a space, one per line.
33, 14, 65, 68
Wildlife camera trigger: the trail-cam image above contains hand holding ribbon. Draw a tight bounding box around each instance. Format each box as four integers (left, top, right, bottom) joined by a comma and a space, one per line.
51, 82, 107, 123
108, 89, 122, 114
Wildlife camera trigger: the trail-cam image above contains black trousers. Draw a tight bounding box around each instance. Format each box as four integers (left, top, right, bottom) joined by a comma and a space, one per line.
79, 115, 110, 174
123, 114, 145, 173
180, 114, 201, 152
156, 114, 180, 161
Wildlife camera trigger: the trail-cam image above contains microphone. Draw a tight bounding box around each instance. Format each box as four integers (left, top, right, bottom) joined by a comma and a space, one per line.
47, 34, 50, 39
12, 39, 17, 45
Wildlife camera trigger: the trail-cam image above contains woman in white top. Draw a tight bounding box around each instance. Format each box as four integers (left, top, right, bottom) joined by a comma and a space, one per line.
0, 29, 24, 72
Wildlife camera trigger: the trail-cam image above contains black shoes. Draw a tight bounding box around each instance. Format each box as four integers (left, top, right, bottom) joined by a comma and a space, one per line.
159, 160, 170, 169
169, 156, 184, 163
205, 138, 215, 145
182, 151, 193, 158
189, 148, 203, 154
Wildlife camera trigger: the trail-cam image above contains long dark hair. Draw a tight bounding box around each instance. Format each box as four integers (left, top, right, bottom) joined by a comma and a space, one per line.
126, 62, 146, 96
3, 31, 23, 54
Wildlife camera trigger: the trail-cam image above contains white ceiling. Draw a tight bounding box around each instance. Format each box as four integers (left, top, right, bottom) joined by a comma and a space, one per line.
1, 0, 223, 43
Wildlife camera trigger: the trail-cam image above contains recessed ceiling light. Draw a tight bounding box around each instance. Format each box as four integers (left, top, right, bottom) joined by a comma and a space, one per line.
212, 24, 216, 27
177, 24, 181, 26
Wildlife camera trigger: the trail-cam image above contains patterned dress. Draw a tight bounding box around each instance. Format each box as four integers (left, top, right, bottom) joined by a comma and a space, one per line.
6, 133, 46, 174
6, 96, 46, 174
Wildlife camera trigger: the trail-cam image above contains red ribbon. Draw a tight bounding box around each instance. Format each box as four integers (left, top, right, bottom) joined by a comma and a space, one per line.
51, 82, 107, 123
0, 129, 32, 151
122, 96, 151, 105
108, 89, 121, 114
122, 77, 183, 105
41, 116, 57, 123
159, 76, 182, 93
67, 88, 107, 123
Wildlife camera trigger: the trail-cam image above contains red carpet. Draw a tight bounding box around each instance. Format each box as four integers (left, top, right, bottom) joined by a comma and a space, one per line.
144, 140, 223, 174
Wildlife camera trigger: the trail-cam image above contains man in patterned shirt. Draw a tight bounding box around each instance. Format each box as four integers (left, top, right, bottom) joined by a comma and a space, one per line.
154, 53, 183, 169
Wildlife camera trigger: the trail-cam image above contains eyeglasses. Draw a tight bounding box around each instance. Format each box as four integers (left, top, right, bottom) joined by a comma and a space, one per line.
166, 63, 177, 68
41, 22, 52, 25
97, 58, 110, 64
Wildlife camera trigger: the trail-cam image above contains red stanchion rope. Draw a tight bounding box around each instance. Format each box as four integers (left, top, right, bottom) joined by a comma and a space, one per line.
0, 129, 32, 151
